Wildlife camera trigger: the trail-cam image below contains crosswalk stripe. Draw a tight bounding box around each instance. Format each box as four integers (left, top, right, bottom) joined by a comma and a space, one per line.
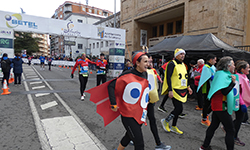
40, 101, 58, 110
32, 85, 45, 90
35, 93, 50, 97
30, 81, 43, 85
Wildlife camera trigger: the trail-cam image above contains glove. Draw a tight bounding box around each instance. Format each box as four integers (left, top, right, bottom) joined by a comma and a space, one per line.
241, 104, 247, 113
211, 75, 214, 81
71, 74, 74, 78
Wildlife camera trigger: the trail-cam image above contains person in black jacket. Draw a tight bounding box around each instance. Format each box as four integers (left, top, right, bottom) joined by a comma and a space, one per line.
12, 53, 23, 84
1, 53, 12, 86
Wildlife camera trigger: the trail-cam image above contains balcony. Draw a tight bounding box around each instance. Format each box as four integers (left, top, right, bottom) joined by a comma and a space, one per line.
234, 46, 250, 52
64, 6, 72, 13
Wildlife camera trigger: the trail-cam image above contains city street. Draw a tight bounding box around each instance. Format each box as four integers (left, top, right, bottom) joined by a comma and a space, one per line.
0, 64, 250, 150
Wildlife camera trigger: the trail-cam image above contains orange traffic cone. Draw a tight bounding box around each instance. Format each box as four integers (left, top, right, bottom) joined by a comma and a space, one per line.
9, 73, 14, 83
1, 79, 11, 95
71, 67, 73, 70
90, 70, 93, 74
63, 66, 66, 68
67, 66, 69, 69
59, 65, 62, 68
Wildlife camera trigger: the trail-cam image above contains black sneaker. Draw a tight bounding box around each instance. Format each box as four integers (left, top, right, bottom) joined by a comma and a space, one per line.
199, 146, 212, 150
234, 138, 245, 146
158, 106, 167, 113
178, 113, 186, 119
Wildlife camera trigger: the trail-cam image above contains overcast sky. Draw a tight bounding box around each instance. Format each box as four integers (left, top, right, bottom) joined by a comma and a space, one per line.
0, 0, 120, 18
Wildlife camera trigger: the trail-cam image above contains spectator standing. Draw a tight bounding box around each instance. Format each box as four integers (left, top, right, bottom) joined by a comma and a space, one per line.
1, 53, 12, 86
12, 53, 23, 85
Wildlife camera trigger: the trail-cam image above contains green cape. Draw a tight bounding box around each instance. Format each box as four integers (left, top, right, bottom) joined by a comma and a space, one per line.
207, 70, 238, 115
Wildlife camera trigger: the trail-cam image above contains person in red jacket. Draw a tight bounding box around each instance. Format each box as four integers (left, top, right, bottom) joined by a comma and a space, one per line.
96, 53, 108, 86
71, 53, 96, 100
194, 59, 204, 110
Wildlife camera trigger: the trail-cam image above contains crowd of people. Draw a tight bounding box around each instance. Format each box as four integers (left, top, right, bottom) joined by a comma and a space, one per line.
100, 49, 250, 150
2, 48, 250, 150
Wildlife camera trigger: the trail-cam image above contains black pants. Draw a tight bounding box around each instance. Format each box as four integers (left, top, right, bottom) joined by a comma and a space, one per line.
96, 74, 106, 86
2, 72, 10, 86
233, 105, 245, 138
79, 75, 88, 96
120, 116, 144, 150
242, 111, 249, 122
202, 94, 212, 119
14, 73, 21, 84
160, 94, 168, 108
170, 97, 183, 126
48, 62, 51, 70
202, 111, 235, 150
147, 103, 161, 145
197, 88, 203, 108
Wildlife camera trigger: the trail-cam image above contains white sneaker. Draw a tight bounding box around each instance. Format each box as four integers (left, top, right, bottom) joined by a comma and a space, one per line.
81, 96, 84, 101
83, 93, 86, 97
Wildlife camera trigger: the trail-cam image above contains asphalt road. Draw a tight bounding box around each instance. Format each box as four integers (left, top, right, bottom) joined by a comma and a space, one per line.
1, 64, 250, 150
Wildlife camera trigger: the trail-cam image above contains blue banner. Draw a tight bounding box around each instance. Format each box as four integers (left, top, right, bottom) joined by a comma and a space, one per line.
109, 62, 124, 70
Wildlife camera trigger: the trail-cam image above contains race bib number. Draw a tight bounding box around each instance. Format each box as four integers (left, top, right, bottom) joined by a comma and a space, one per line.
83, 66, 88, 71
141, 109, 147, 122
181, 79, 186, 86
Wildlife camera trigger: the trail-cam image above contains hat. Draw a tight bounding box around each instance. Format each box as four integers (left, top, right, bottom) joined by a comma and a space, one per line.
174, 48, 185, 58
132, 52, 145, 65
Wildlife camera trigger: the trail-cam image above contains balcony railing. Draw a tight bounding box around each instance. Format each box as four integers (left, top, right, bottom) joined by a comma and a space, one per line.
234, 46, 250, 52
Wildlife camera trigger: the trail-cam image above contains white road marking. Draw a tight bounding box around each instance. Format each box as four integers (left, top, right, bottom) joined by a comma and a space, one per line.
41, 116, 100, 150
29, 78, 40, 81
32, 85, 46, 90
22, 72, 51, 150
26, 75, 39, 78
30, 81, 43, 85
41, 101, 58, 110
32, 66, 107, 150
35, 93, 50, 97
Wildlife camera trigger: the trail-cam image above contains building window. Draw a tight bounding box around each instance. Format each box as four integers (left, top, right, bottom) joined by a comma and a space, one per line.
78, 44, 83, 49
167, 22, 173, 35
78, 19, 83, 23
99, 11, 102, 15
97, 42, 99, 48
93, 43, 95, 49
101, 41, 103, 48
82, 7, 86, 11
159, 24, 164, 36
60, 15, 63, 18
89, 44, 91, 49
152, 26, 157, 37
88, 9, 92, 13
106, 41, 108, 47
176, 20, 182, 34
103, 11, 108, 16
94, 9, 97, 14
60, 8, 62, 11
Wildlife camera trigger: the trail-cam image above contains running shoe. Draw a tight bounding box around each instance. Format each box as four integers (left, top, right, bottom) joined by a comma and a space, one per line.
234, 138, 245, 146
158, 106, 167, 113
199, 146, 212, 150
195, 105, 203, 110
178, 113, 186, 119
81, 96, 84, 101
161, 119, 170, 132
155, 142, 171, 150
242, 121, 250, 125
201, 119, 211, 127
83, 93, 86, 97
170, 126, 183, 135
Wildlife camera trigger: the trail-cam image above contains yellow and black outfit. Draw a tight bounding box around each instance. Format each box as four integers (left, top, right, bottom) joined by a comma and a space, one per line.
162, 58, 188, 127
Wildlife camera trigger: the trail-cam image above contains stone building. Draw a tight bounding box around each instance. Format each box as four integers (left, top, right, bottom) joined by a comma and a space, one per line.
121, 0, 250, 58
